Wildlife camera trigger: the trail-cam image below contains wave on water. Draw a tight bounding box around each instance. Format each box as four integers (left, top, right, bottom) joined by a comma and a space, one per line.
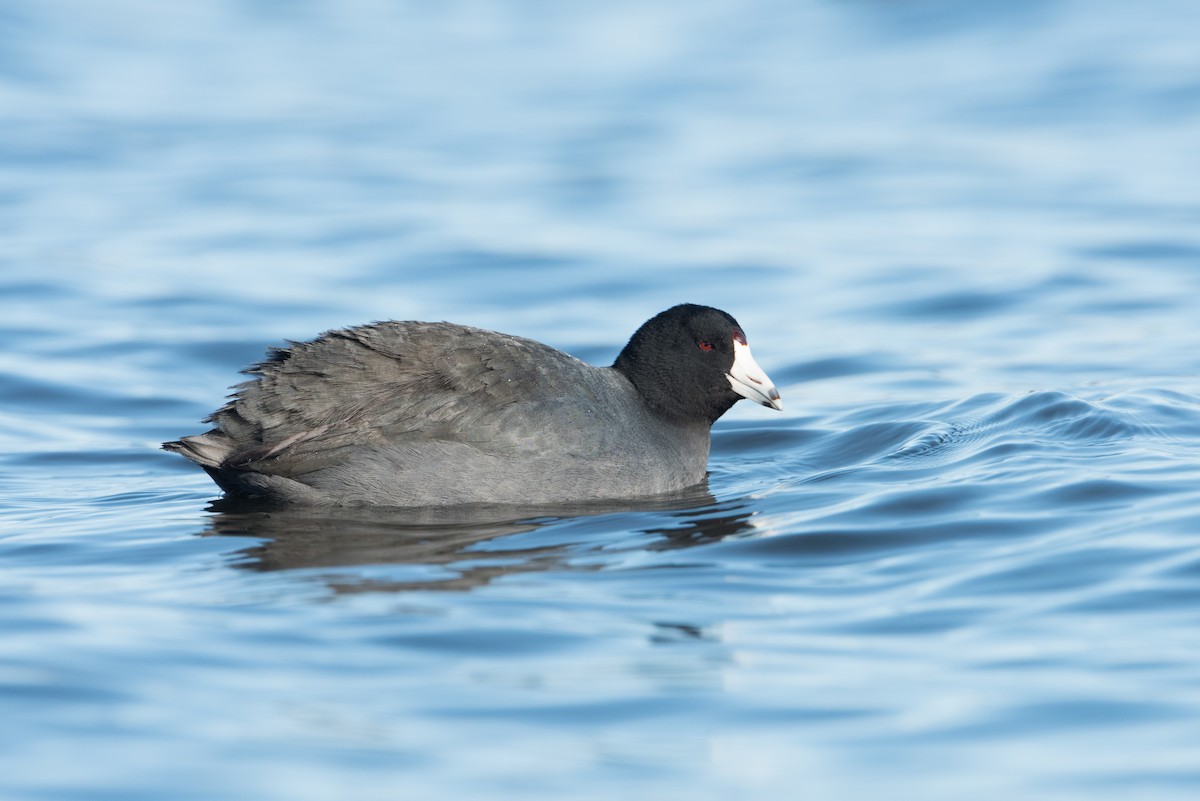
884, 389, 1164, 464
699, 387, 1200, 569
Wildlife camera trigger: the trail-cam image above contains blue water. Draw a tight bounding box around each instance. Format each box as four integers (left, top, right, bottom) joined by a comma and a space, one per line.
4, 1, 1200, 799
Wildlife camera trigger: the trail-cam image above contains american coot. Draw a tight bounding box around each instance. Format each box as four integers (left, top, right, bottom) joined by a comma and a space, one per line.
164, 303, 781, 507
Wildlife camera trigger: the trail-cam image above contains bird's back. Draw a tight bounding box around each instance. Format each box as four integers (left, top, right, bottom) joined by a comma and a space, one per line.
165, 321, 709, 506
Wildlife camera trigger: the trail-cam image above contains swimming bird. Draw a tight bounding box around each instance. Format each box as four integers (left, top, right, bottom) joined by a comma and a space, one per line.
164, 303, 782, 507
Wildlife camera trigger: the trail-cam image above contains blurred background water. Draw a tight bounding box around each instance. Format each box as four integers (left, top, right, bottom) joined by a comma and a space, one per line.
3, 1, 1200, 799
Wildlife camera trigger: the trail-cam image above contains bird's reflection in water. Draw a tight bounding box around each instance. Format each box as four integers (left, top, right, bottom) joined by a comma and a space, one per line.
203, 483, 758, 592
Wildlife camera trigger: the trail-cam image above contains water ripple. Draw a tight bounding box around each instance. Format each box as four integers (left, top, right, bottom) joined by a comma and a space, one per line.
4, 2, 1200, 800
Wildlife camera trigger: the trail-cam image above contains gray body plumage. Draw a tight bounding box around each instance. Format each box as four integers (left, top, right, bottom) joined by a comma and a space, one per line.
166, 321, 711, 506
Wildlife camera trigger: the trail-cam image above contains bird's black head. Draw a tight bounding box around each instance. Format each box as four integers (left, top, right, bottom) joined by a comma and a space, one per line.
612, 303, 782, 425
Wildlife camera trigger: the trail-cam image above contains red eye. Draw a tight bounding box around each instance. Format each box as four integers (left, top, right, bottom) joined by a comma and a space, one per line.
698, 340, 714, 351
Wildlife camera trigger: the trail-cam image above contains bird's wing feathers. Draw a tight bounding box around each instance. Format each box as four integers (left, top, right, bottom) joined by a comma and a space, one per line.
205, 321, 603, 476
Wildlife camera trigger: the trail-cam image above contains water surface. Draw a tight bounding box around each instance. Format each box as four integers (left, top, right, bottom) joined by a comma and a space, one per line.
3, 2, 1200, 799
